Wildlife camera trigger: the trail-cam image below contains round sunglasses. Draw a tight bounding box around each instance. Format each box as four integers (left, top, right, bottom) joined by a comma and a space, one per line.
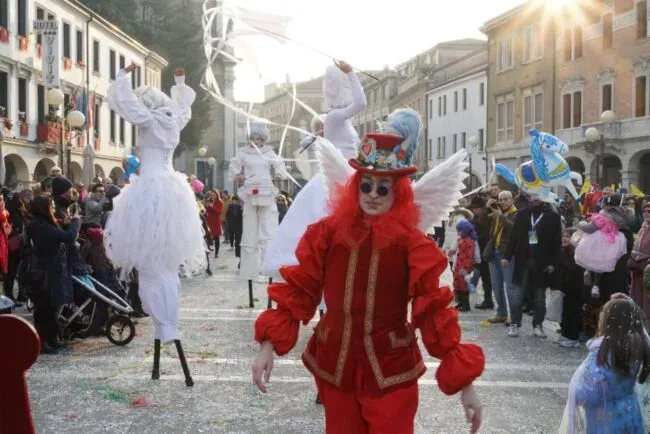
360, 181, 390, 197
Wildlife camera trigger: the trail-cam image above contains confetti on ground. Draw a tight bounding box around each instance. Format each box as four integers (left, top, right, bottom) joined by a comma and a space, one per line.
130, 397, 150, 408
480, 320, 491, 327
195, 350, 218, 359
64, 411, 78, 420
201, 326, 217, 331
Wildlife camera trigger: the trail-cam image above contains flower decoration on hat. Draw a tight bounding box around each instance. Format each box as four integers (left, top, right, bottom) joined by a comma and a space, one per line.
349, 133, 417, 176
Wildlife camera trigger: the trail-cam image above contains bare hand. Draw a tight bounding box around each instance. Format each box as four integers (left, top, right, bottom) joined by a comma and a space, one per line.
252, 341, 274, 393
491, 207, 502, 217
335, 60, 353, 74
501, 259, 509, 268
461, 384, 482, 433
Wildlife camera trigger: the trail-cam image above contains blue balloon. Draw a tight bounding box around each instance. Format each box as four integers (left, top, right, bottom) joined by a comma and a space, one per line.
122, 155, 140, 181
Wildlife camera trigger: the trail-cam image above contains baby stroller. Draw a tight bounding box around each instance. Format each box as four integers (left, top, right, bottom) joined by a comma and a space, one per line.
61, 273, 135, 346
60, 226, 136, 346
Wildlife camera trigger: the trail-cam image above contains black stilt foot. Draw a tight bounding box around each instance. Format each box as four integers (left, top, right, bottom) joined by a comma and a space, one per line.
267, 277, 273, 309
174, 340, 194, 387
152, 339, 161, 380
248, 280, 254, 308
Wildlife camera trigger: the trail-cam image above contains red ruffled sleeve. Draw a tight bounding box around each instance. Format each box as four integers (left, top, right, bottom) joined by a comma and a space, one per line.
408, 232, 485, 395
254, 219, 332, 355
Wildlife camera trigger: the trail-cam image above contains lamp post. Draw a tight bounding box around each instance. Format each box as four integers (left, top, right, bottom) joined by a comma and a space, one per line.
46, 88, 65, 170
207, 156, 216, 190
65, 110, 86, 181
584, 110, 616, 189
467, 136, 479, 190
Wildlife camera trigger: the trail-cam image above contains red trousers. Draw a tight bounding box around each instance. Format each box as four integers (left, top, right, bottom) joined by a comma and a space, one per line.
315, 366, 419, 434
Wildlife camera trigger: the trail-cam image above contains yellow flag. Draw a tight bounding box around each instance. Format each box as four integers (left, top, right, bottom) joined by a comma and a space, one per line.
631, 184, 645, 197
579, 179, 591, 197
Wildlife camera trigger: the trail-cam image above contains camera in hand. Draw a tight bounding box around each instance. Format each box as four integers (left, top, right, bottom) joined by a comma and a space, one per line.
68, 203, 79, 215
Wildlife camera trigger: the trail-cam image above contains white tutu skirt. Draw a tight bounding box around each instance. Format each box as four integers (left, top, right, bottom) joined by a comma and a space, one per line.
104, 171, 206, 276
574, 230, 627, 273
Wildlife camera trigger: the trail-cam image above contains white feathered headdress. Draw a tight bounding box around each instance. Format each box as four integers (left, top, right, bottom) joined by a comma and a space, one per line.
248, 123, 268, 141
324, 65, 352, 109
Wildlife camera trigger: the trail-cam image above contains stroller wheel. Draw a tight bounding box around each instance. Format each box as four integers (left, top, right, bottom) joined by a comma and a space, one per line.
106, 315, 136, 346
26, 298, 34, 312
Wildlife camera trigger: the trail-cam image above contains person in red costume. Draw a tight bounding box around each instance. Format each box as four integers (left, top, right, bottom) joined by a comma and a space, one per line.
0, 193, 11, 275
252, 131, 485, 433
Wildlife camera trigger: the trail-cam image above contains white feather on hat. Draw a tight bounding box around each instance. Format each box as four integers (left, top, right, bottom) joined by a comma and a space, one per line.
249, 123, 268, 141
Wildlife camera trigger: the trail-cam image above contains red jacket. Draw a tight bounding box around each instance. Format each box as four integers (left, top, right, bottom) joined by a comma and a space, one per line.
255, 216, 484, 396
0, 210, 11, 274
205, 201, 223, 237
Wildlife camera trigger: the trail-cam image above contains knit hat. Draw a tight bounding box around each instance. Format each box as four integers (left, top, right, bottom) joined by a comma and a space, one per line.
456, 219, 477, 240
51, 176, 73, 197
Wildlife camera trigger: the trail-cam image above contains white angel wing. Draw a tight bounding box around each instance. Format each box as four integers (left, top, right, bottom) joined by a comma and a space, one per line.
413, 150, 469, 232
317, 137, 354, 200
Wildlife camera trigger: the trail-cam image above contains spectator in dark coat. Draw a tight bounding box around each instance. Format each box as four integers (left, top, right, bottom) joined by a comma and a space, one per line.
468, 196, 494, 310
226, 196, 243, 258
26, 194, 81, 354
503, 194, 562, 338
558, 228, 584, 348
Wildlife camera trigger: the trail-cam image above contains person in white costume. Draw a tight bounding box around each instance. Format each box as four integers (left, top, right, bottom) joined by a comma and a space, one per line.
229, 123, 287, 280
261, 60, 367, 278
104, 64, 204, 386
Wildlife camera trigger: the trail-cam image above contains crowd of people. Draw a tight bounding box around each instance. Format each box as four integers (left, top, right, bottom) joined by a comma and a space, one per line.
436, 184, 650, 342
0, 165, 297, 354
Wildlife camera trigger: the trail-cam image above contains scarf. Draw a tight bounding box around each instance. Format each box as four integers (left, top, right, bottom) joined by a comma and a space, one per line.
493, 206, 517, 246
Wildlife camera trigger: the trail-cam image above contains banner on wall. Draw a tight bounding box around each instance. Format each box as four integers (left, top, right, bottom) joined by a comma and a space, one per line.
33, 20, 59, 87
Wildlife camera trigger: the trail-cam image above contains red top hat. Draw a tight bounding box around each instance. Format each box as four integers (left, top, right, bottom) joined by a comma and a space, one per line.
349, 133, 417, 176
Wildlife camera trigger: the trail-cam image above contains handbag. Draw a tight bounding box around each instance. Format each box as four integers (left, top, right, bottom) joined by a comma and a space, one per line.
482, 238, 495, 263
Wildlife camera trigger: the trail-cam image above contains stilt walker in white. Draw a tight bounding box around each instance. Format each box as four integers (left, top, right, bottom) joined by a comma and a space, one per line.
261, 60, 367, 279
230, 123, 286, 307
104, 64, 205, 387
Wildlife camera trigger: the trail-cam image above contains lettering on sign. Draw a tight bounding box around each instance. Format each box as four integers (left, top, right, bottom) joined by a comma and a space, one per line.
34, 21, 60, 87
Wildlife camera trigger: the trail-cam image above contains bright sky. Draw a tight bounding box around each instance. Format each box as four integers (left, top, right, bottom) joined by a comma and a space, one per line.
230, 0, 527, 102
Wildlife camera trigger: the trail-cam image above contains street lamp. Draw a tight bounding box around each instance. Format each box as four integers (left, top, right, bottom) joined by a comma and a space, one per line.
64, 110, 85, 182
46, 88, 64, 106
207, 156, 216, 189
198, 146, 208, 157
467, 136, 479, 190
46, 88, 66, 170
584, 110, 616, 189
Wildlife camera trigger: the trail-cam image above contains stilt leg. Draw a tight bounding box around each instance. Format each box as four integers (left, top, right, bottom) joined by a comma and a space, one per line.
174, 340, 194, 387
267, 277, 273, 309
248, 280, 254, 308
205, 252, 212, 276
152, 339, 161, 380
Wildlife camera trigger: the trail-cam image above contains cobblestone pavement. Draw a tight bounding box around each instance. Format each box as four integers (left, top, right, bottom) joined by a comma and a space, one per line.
21, 247, 583, 433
